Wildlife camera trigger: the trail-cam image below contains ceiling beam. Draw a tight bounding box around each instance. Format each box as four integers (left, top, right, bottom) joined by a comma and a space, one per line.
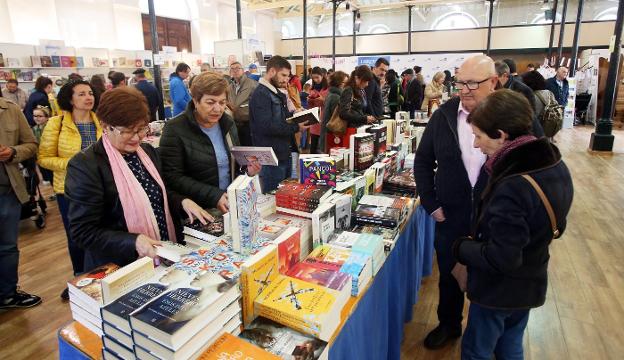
248, 0, 302, 11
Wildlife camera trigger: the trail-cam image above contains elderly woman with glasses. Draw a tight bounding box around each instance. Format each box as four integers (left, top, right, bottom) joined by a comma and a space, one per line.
159, 72, 261, 214
64, 87, 211, 272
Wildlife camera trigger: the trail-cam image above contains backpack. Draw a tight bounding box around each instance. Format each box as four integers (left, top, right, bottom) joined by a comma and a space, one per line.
536, 91, 563, 137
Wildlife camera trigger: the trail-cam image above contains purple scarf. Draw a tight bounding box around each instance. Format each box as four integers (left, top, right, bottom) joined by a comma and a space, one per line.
485, 135, 537, 175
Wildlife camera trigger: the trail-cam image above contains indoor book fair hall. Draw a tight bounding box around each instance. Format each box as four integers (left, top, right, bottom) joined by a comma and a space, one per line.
0, 0, 623, 359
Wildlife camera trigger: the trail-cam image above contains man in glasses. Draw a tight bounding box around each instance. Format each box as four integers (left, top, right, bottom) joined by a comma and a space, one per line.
413, 55, 495, 349
228, 62, 257, 146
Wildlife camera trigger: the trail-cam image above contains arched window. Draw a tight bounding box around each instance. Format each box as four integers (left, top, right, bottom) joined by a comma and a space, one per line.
367, 24, 390, 34
531, 13, 562, 25
594, 7, 618, 21
431, 12, 479, 30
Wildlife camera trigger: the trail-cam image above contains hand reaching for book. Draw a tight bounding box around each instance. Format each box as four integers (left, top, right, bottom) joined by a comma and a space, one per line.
136, 234, 161, 259
181, 198, 214, 225
217, 193, 229, 213
246, 161, 262, 177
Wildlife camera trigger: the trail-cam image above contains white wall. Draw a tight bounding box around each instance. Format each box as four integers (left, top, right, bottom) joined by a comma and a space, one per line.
0, 0, 278, 55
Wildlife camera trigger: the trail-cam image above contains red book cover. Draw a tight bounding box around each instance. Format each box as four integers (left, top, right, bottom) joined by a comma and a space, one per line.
60, 56, 72, 67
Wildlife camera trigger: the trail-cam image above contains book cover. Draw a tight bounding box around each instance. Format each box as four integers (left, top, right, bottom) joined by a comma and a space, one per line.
339, 251, 373, 296
299, 157, 337, 187
101, 256, 155, 304
175, 245, 246, 281
329, 193, 352, 230
366, 125, 387, 155
184, 209, 226, 240
349, 133, 374, 171
144, 59, 152, 67
311, 202, 335, 249
273, 227, 301, 274
305, 244, 351, 271
197, 332, 280, 360
130, 271, 239, 348
231, 146, 279, 166
254, 275, 343, 341
101, 267, 193, 334
51, 55, 61, 67
135, 59, 142, 67
30, 56, 42, 67
60, 56, 72, 67
240, 245, 279, 326
241, 316, 328, 360
118, 57, 127, 66
76, 56, 85, 68
264, 213, 313, 258
286, 107, 319, 125
69, 56, 78, 67
286, 261, 351, 292
68, 263, 120, 307
228, 175, 261, 256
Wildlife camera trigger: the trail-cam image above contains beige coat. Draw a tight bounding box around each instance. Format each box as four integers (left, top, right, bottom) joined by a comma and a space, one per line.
228, 75, 258, 125
0, 98, 38, 203
421, 81, 445, 111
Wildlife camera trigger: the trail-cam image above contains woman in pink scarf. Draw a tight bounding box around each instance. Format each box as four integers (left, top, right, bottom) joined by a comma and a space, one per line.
64, 87, 212, 271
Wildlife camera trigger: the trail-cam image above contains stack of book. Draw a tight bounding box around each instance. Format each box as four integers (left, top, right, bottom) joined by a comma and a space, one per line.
275, 183, 332, 213
129, 271, 242, 360
366, 124, 388, 156
383, 169, 417, 196
227, 175, 262, 255
67, 263, 120, 337
257, 193, 276, 217
404, 153, 416, 169
306, 244, 372, 297
183, 209, 226, 242
264, 212, 313, 258
253, 273, 348, 342
351, 224, 400, 253
327, 231, 386, 275
353, 194, 409, 229
240, 316, 329, 360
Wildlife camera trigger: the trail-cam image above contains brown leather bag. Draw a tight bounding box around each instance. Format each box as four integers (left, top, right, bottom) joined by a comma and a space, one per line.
326, 106, 347, 135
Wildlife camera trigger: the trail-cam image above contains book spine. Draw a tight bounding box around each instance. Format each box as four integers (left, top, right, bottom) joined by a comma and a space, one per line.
354, 215, 397, 228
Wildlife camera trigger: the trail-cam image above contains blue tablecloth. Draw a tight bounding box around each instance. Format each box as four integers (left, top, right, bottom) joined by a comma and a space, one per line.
329, 205, 435, 360
59, 206, 435, 360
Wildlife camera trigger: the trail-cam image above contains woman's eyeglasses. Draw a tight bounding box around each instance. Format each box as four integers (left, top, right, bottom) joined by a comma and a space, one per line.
110, 125, 150, 139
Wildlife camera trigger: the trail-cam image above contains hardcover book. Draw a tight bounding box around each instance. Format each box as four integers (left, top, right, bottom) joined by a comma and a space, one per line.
286, 107, 320, 125
366, 124, 387, 155
228, 175, 261, 255
51, 55, 61, 67
60, 56, 72, 67
299, 157, 337, 187
101, 257, 155, 303
76, 56, 85, 68
311, 202, 336, 249
40, 56, 52, 67
327, 193, 352, 230
67, 263, 119, 315
184, 209, 226, 241
241, 316, 329, 360
101, 267, 194, 334
254, 275, 345, 341
240, 245, 279, 326
130, 271, 240, 350
197, 332, 280, 360
231, 146, 279, 166
349, 133, 375, 171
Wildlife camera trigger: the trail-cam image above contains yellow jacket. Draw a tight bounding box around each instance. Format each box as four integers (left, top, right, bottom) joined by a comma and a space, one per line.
38, 111, 103, 194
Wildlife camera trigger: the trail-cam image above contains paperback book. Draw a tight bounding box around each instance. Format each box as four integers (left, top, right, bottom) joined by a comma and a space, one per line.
366, 124, 387, 155
241, 316, 329, 360
68, 263, 120, 316
240, 244, 279, 326
299, 157, 337, 187
231, 146, 279, 166
227, 175, 261, 255
197, 332, 280, 360
349, 133, 375, 171
175, 244, 247, 281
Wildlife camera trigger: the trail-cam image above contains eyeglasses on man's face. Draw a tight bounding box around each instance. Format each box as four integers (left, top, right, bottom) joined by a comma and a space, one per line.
453, 77, 491, 91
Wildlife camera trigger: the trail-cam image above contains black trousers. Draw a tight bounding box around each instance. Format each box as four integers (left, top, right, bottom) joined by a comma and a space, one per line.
434, 215, 468, 329
237, 122, 253, 147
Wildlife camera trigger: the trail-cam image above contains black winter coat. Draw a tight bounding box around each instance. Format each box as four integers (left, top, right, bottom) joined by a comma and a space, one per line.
364, 77, 384, 117
405, 78, 424, 110
338, 87, 368, 128
454, 138, 574, 309
413, 97, 488, 235
159, 102, 240, 209
65, 141, 185, 272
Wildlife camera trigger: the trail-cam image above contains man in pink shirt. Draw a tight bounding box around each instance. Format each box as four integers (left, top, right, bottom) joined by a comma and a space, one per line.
413, 55, 498, 349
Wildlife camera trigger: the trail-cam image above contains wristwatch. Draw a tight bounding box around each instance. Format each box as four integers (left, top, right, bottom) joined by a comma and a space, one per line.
7, 147, 17, 162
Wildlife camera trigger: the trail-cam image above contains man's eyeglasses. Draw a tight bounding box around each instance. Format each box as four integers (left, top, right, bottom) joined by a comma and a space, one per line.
110, 125, 149, 139
453, 77, 491, 91
230, 67, 243, 71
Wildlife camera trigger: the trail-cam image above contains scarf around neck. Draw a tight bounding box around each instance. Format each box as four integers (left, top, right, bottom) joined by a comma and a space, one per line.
485, 134, 537, 175
102, 133, 177, 243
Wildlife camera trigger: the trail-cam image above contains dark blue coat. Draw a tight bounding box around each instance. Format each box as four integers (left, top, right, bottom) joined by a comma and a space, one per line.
249, 80, 298, 164
135, 80, 162, 122
454, 138, 574, 309
545, 76, 569, 107
364, 77, 384, 117
23, 90, 50, 126
413, 97, 488, 237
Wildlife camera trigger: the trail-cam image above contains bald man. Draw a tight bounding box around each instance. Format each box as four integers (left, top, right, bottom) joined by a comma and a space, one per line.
414, 55, 495, 349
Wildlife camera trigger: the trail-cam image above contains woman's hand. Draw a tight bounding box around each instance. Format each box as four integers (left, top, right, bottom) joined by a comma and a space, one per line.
246, 161, 262, 177
181, 198, 214, 225
216, 193, 229, 213
366, 115, 376, 124
136, 234, 161, 258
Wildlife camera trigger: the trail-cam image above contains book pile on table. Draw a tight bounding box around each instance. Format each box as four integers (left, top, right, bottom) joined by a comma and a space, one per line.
327, 231, 386, 275
67, 263, 120, 337
351, 224, 400, 254
354, 194, 411, 229
383, 169, 417, 196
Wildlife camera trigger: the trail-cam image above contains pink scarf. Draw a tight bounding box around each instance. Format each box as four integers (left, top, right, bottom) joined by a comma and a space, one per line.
102, 133, 177, 243
485, 135, 537, 175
